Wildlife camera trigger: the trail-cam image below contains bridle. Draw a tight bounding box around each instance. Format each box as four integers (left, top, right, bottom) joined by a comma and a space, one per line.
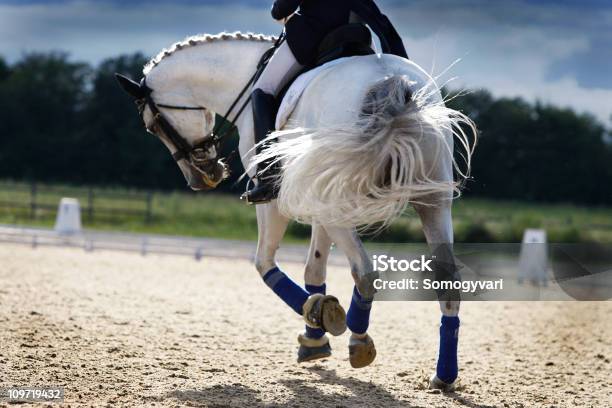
135, 32, 286, 186
138, 79, 222, 180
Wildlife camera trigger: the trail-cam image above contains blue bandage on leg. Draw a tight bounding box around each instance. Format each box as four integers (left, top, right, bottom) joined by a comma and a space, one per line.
263, 267, 310, 315
436, 315, 460, 384
346, 286, 372, 335
305, 284, 326, 339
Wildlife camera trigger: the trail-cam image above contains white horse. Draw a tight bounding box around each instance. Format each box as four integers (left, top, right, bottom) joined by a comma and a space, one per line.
116, 32, 476, 390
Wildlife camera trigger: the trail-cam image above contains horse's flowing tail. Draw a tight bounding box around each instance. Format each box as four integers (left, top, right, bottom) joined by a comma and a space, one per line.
253, 75, 477, 228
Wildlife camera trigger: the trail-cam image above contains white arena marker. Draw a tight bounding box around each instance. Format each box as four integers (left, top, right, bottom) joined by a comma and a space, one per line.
518, 229, 548, 286
54, 198, 82, 235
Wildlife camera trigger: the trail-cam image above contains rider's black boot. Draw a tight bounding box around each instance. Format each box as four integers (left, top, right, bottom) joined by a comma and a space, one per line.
241, 89, 280, 205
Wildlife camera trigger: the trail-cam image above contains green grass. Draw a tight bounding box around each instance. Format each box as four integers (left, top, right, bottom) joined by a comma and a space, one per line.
0, 181, 610, 243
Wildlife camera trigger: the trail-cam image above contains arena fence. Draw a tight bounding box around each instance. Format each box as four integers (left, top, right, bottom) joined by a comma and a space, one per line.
0, 224, 347, 266
0, 181, 153, 223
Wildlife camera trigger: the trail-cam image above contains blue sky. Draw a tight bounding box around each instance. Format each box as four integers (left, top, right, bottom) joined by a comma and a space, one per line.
0, 0, 610, 123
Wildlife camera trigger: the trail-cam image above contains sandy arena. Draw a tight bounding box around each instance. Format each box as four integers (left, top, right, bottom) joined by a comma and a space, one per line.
0, 244, 610, 407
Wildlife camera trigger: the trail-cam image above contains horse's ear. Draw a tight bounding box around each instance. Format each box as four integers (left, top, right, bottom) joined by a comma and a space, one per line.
115, 73, 145, 99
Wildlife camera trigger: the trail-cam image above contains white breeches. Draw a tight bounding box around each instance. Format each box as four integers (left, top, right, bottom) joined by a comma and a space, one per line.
254, 41, 304, 97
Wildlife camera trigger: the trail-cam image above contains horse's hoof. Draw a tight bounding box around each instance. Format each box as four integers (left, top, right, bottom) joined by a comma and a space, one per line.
349, 334, 376, 368
302, 294, 347, 336
429, 373, 459, 392
297, 333, 332, 363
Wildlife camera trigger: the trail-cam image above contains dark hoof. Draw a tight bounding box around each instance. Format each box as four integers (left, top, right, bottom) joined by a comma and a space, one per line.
349, 334, 376, 368
297, 333, 332, 363
297, 342, 332, 363
322, 297, 347, 336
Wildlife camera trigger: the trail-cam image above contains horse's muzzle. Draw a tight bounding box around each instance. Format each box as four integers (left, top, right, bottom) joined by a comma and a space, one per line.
186, 160, 228, 191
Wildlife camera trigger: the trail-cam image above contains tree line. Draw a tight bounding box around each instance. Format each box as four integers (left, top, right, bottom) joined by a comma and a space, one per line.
0, 52, 610, 205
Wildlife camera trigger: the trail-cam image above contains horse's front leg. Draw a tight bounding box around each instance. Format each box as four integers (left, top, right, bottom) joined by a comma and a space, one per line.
414, 202, 461, 391
297, 224, 334, 363
254, 201, 289, 275
255, 203, 347, 339
324, 226, 378, 368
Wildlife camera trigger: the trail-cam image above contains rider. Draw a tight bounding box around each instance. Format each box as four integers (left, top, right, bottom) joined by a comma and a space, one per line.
242, 0, 408, 204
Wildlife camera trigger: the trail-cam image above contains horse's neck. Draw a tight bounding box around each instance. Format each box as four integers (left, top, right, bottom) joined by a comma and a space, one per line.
146, 39, 271, 114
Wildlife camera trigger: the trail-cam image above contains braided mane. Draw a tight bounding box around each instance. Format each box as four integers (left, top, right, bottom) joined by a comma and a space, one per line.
144, 31, 275, 74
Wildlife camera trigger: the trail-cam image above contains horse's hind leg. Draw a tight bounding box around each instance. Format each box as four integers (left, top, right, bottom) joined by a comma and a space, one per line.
255, 203, 346, 337
414, 202, 461, 390
323, 226, 377, 368
297, 224, 333, 363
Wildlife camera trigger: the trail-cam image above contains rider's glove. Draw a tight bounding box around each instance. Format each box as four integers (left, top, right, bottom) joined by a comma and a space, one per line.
275, 14, 293, 25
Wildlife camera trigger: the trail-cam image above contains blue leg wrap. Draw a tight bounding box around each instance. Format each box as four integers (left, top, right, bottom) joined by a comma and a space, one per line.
346, 286, 372, 335
436, 316, 460, 384
262, 267, 309, 316
305, 284, 326, 339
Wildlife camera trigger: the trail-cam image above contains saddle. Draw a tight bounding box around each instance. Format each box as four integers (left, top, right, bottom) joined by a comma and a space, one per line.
312, 23, 375, 68
276, 23, 375, 103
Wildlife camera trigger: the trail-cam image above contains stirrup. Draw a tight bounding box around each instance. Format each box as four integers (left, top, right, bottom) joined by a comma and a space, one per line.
240, 177, 278, 205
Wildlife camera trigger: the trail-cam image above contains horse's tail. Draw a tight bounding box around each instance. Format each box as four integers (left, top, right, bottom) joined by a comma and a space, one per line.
254, 75, 477, 228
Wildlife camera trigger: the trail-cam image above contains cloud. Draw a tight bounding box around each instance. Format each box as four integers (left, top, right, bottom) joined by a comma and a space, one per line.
0, 2, 280, 63
0, 0, 609, 124
380, 1, 612, 123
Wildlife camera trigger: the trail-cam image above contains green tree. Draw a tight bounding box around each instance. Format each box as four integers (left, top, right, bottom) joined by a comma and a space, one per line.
77, 53, 188, 188
448, 90, 612, 205
0, 52, 90, 181
0, 52, 609, 204
0, 56, 9, 82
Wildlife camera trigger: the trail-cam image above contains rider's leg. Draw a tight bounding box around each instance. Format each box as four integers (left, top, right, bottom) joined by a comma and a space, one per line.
297, 224, 334, 362
255, 203, 346, 335
245, 89, 279, 203
323, 226, 378, 368
414, 201, 461, 387
254, 41, 305, 98
242, 41, 304, 204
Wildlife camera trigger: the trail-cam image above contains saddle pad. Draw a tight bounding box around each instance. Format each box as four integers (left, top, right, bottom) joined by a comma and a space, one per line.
276, 57, 351, 130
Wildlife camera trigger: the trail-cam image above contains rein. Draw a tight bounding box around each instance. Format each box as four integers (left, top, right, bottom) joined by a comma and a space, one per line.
209, 31, 286, 162
138, 31, 286, 180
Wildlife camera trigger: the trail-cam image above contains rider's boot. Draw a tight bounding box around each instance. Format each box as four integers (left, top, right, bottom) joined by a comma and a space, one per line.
241, 89, 280, 205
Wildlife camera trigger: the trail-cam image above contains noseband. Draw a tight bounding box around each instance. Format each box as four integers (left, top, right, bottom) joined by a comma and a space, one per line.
138, 77, 223, 181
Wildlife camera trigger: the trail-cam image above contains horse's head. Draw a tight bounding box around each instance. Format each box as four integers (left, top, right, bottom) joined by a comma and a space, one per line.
115, 73, 228, 191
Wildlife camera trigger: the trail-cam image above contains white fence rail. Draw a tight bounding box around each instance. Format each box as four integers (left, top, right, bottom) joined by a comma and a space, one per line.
0, 224, 348, 266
